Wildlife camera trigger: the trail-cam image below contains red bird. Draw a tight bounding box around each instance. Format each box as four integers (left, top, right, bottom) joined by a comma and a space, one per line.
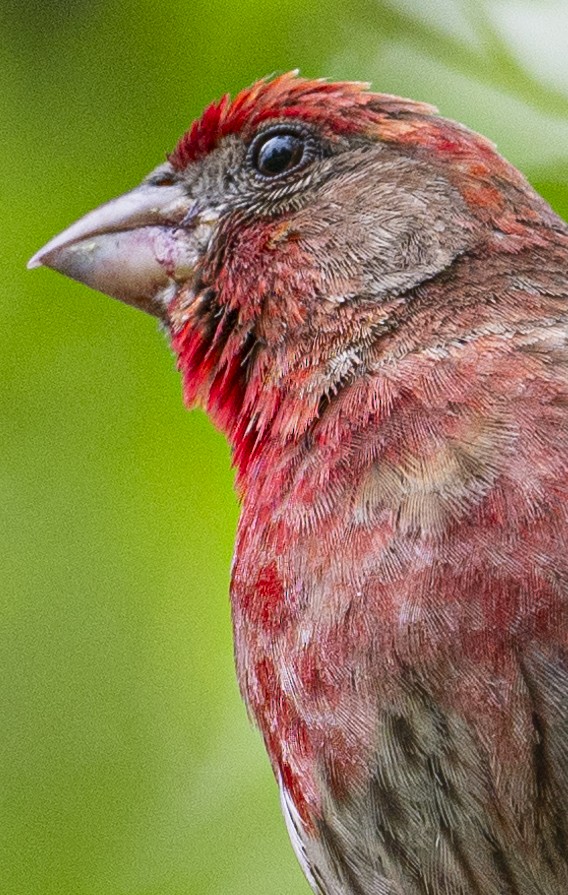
30, 73, 568, 895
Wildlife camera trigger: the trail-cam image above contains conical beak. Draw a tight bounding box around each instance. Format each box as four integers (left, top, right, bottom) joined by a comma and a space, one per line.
28, 174, 207, 317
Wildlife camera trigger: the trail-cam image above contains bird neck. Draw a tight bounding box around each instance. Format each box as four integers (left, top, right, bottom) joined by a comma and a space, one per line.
171, 223, 568, 499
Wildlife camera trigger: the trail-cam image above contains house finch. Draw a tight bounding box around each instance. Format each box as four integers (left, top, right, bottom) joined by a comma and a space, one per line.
29, 73, 568, 895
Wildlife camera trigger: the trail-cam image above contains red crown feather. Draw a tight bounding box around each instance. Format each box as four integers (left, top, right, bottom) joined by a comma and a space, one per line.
169, 71, 436, 169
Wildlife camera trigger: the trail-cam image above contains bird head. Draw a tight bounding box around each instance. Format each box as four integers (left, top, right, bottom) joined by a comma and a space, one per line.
29, 72, 554, 478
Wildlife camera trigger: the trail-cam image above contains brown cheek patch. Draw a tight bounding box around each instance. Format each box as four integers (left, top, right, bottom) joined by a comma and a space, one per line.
352, 416, 511, 536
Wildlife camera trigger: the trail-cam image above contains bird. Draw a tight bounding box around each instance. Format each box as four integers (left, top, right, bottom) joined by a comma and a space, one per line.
29, 72, 568, 895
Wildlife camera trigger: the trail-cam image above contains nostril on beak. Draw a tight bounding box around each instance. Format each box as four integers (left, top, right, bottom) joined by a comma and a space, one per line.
180, 202, 202, 228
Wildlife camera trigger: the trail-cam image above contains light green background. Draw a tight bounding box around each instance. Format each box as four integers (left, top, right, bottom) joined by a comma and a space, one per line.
3, 1, 568, 893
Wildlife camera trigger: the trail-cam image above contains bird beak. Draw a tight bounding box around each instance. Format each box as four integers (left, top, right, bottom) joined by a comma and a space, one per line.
28, 171, 211, 318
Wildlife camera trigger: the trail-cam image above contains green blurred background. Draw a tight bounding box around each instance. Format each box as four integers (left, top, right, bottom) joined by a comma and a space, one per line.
2, 1, 568, 892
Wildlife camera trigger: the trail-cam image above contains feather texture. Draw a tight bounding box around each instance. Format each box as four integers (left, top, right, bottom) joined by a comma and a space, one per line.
35, 72, 568, 895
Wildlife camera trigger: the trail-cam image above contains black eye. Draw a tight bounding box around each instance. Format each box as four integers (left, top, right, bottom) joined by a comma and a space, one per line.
252, 131, 308, 178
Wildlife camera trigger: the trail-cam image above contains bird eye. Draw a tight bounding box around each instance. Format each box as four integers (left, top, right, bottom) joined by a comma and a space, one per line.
147, 168, 178, 187
155, 174, 176, 187
251, 130, 309, 178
